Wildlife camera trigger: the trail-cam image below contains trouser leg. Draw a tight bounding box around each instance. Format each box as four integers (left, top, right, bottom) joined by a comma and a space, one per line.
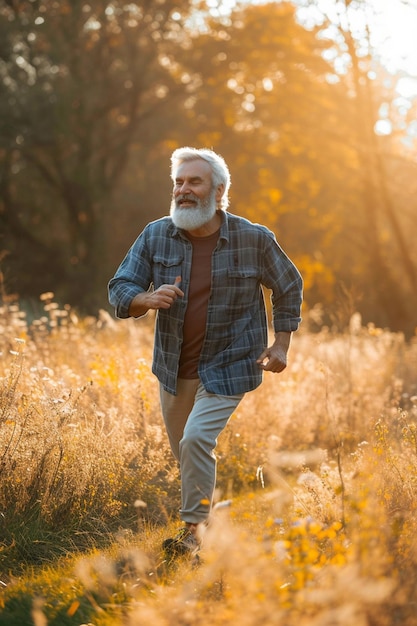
159, 378, 200, 461
160, 379, 243, 524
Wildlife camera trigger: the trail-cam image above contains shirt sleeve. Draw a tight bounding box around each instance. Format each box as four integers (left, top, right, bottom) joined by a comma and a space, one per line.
261, 229, 303, 332
108, 227, 153, 319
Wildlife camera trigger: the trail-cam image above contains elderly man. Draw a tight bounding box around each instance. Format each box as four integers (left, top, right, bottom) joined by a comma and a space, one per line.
108, 147, 303, 557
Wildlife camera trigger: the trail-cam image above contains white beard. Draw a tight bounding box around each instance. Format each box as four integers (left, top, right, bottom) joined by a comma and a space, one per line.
170, 189, 217, 231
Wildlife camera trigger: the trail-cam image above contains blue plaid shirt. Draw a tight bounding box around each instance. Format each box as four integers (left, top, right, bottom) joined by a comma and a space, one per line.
108, 211, 303, 395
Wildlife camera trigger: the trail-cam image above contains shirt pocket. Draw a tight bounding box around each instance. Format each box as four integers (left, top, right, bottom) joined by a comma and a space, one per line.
226, 266, 260, 308
152, 254, 183, 288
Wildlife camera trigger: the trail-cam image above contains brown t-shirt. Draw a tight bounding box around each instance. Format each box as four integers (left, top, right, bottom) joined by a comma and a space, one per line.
178, 229, 219, 379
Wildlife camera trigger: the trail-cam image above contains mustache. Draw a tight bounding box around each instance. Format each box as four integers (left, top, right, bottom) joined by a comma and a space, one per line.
176, 193, 199, 204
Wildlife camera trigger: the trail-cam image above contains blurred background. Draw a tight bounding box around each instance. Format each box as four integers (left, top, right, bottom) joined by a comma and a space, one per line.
1, 0, 416, 335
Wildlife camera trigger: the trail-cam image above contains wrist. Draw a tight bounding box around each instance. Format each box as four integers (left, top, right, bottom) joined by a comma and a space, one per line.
128, 292, 150, 317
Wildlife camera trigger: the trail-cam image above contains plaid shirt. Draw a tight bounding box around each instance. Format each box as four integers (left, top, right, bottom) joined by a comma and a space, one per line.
108, 211, 303, 396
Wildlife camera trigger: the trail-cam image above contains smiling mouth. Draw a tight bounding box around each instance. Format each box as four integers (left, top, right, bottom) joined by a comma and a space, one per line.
177, 195, 198, 207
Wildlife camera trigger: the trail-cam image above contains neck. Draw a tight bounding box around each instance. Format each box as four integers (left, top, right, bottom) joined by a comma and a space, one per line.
185, 210, 222, 238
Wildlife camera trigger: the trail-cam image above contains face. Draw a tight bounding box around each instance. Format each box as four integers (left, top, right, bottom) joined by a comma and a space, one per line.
170, 159, 222, 231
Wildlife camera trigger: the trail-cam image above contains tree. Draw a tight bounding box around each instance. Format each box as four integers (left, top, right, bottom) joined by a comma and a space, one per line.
287, 0, 417, 332
2, 0, 416, 333
0, 0, 194, 310
169, 2, 359, 306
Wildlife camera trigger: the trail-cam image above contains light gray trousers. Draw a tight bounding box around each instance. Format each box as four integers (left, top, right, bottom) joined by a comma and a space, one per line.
159, 378, 243, 524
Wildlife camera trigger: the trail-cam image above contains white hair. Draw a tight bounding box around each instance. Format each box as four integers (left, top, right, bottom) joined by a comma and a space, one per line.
170, 147, 231, 210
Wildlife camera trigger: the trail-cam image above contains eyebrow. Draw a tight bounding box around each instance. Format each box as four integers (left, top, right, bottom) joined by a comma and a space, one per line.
175, 176, 204, 184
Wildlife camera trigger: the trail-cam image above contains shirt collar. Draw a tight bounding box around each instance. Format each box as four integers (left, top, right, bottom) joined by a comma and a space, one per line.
218, 209, 229, 242
170, 210, 230, 243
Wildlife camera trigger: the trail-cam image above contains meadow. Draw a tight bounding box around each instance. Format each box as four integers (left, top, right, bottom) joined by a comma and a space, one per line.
0, 295, 417, 625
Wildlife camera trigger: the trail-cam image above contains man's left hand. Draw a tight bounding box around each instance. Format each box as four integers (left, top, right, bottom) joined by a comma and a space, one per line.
256, 331, 292, 373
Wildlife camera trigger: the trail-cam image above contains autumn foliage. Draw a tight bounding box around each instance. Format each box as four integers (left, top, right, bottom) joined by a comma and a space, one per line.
1, 1, 417, 333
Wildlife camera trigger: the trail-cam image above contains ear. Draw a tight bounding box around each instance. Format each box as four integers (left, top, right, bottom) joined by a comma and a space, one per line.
215, 183, 225, 203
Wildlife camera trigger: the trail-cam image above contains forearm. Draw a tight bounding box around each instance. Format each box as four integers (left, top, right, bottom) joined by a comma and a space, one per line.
128, 277, 184, 317
128, 291, 151, 318
273, 331, 292, 353
108, 277, 147, 319
270, 331, 292, 366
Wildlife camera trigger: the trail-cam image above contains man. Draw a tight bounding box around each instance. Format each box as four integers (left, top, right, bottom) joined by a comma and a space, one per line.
108, 147, 303, 557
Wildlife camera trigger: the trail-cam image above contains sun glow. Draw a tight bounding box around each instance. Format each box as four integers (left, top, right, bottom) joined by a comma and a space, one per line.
295, 0, 417, 94
369, 0, 417, 76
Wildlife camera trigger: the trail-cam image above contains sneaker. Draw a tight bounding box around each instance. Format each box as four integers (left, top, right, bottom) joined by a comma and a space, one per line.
162, 526, 201, 558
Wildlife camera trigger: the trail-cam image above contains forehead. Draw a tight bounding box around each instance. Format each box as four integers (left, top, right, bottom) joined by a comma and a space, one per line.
174, 158, 212, 181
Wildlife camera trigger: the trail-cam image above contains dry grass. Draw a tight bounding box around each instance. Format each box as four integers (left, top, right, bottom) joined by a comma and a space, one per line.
1, 295, 417, 625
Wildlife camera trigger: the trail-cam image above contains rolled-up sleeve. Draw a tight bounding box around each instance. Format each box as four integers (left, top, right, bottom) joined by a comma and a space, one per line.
108, 230, 152, 319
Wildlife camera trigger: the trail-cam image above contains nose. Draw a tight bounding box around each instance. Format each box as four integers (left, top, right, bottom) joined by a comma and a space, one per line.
175, 180, 191, 195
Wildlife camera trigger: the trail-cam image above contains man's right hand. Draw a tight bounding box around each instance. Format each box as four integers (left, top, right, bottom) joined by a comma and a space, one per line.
128, 276, 183, 317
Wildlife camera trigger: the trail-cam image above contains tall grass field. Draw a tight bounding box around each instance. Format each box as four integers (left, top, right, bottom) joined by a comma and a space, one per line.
1, 295, 417, 625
